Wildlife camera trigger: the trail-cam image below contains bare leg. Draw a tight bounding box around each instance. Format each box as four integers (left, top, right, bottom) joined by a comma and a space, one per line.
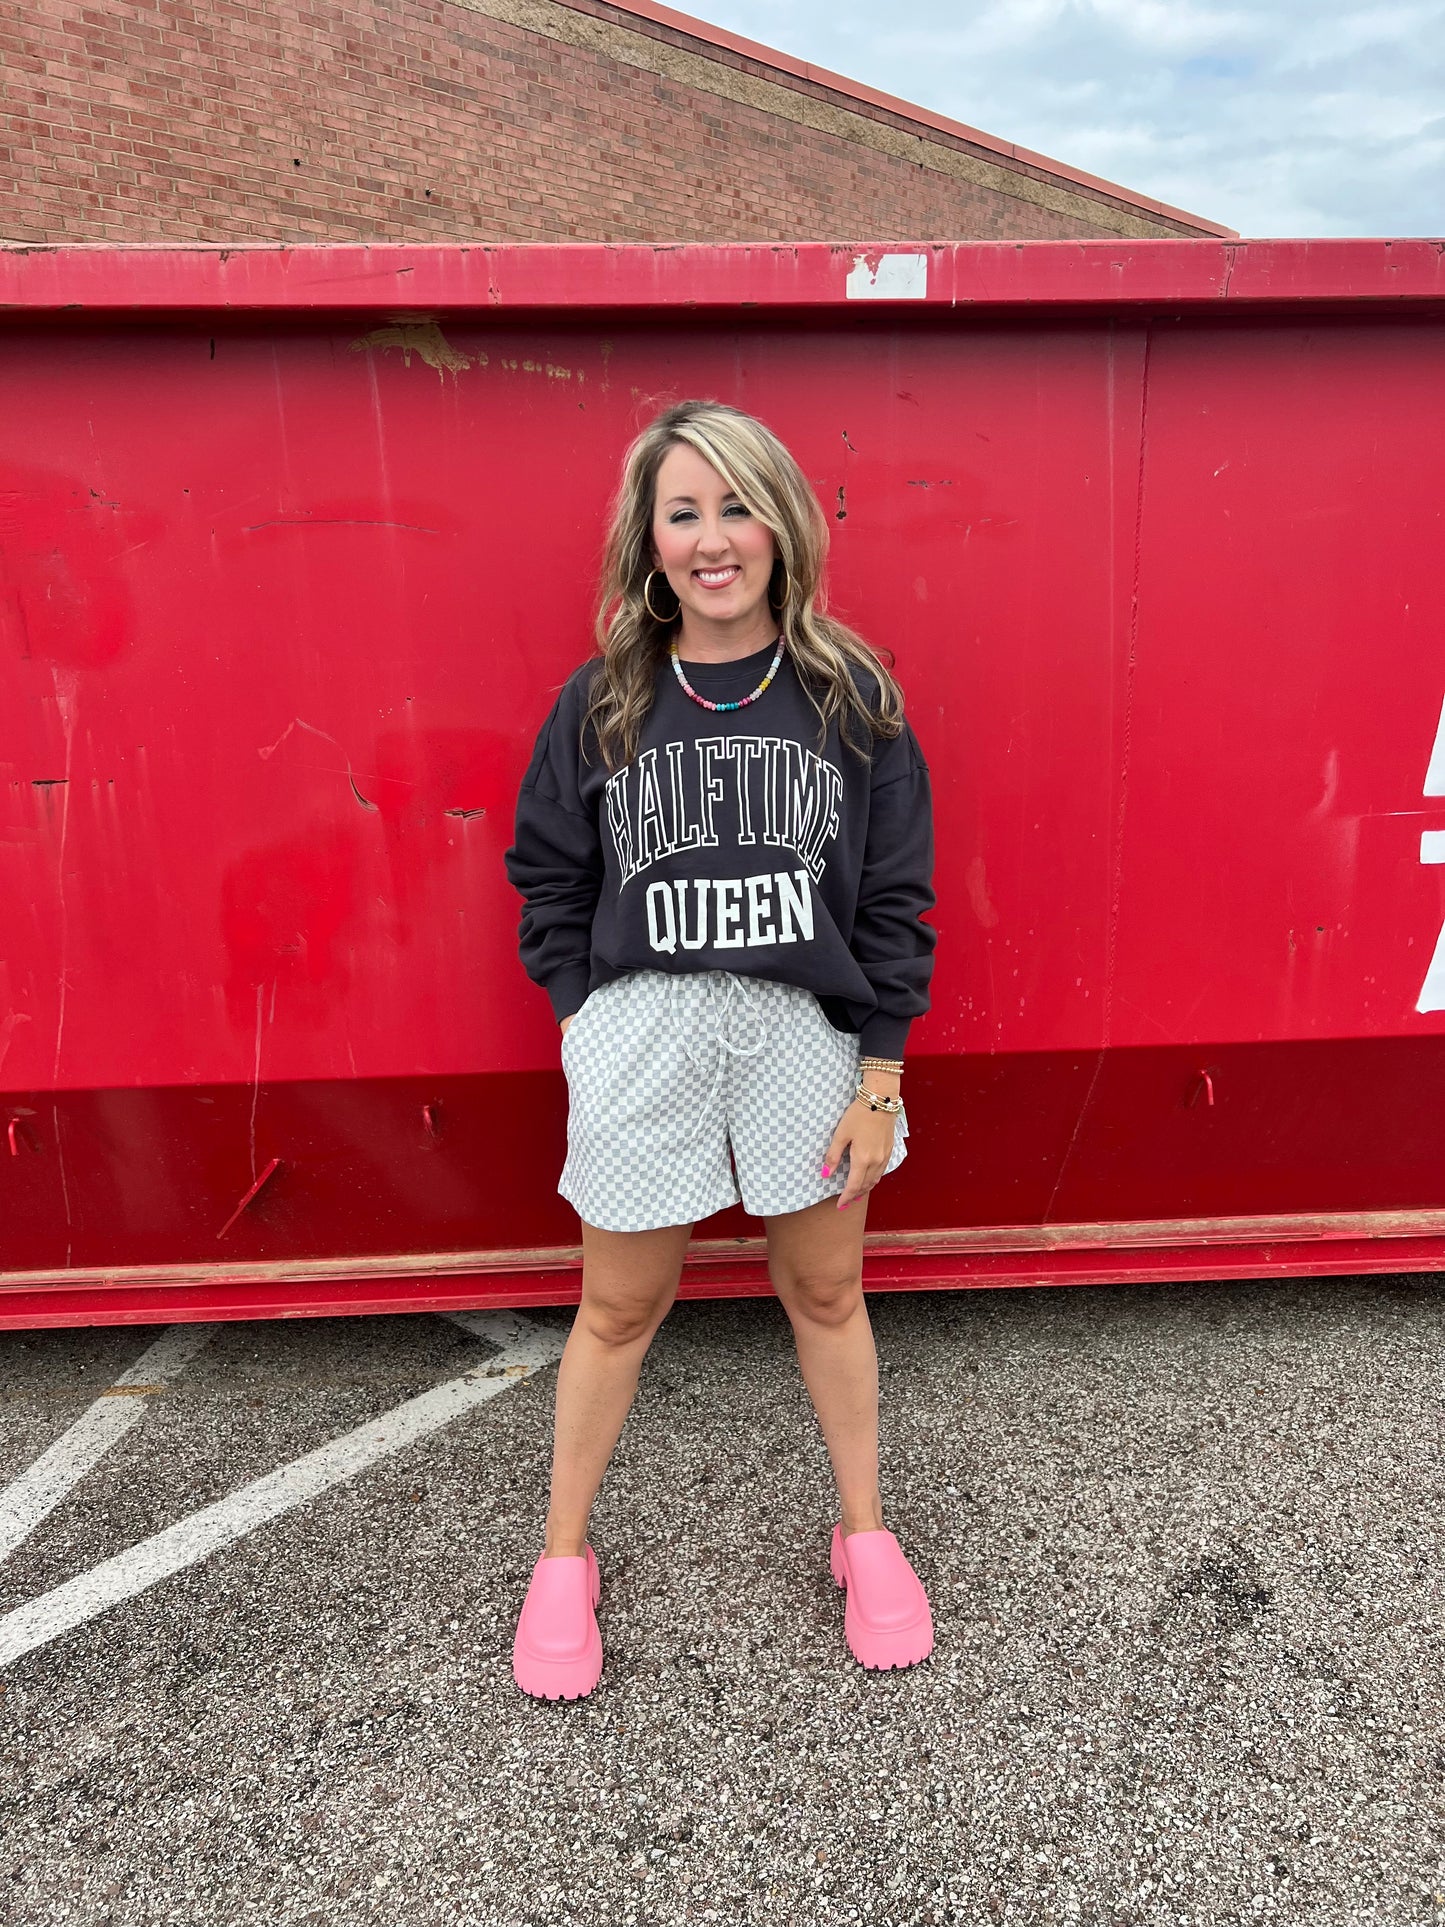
763, 1194, 884, 1536
543, 1217, 695, 1557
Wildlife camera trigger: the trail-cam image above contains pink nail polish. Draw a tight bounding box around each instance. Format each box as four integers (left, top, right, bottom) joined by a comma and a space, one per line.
820, 1164, 831, 1178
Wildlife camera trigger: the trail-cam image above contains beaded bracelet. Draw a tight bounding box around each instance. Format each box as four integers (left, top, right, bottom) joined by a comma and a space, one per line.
853, 1071, 904, 1115
859, 1055, 904, 1074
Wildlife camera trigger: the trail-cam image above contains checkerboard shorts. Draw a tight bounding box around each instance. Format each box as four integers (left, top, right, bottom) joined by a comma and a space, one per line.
558, 968, 909, 1232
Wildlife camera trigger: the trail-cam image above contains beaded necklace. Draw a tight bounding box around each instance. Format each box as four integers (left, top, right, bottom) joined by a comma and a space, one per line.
669, 634, 786, 713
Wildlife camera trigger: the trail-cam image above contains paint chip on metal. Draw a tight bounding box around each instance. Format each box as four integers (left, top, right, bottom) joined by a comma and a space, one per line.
845, 254, 928, 300
348, 317, 473, 380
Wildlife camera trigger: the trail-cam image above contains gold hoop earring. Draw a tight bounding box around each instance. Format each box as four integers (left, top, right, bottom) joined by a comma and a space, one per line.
768, 566, 793, 610
643, 570, 679, 623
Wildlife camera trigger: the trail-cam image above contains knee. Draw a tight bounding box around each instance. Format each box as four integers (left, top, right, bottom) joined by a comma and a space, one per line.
775, 1267, 864, 1329
578, 1293, 670, 1349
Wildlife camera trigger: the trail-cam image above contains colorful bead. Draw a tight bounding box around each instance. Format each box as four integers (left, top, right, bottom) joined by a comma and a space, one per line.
670, 636, 786, 712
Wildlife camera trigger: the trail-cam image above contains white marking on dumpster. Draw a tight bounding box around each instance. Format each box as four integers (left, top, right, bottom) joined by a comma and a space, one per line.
0, 1310, 564, 1669
0, 1324, 218, 1567
1416, 692, 1445, 1013
1423, 692, 1445, 797
846, 252, 928, 300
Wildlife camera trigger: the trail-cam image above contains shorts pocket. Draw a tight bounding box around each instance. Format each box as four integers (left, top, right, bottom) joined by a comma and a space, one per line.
558, 978, 608, 1071
560, 990, 599, 1064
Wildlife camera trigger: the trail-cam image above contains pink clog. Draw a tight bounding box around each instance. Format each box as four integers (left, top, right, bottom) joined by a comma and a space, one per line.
512, 1544, 603, 1700
830, 1525, 934, 1670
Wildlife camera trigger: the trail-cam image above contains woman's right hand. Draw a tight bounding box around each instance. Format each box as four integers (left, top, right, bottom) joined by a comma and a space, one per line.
559, 1013, 575, 1039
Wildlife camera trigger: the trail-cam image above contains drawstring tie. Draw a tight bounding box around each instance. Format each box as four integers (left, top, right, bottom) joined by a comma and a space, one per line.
667, 972, 768, 1146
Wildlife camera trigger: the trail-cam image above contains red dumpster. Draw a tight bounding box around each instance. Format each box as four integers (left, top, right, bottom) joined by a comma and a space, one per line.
2, 238, 1444, 1328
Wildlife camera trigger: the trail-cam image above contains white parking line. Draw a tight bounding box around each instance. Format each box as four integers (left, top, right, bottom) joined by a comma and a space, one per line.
0, 1309, 565, 1669
0, 1323, 219, 1566
441, 1307, 558, 1347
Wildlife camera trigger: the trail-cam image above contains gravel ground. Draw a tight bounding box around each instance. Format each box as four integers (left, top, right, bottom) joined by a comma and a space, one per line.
0, 1271, 1441, 1926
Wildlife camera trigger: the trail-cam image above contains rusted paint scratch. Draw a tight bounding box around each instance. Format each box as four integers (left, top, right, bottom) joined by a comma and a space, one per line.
348, 315, 475, 381
217, 1156, 284, 1242
257, 717, 379, 810
1041, 1049, 1106, 1224
243, 519, 440, 535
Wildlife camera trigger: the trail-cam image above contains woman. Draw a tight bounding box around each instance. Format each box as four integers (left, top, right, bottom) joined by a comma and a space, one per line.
502, 398, 939, 1699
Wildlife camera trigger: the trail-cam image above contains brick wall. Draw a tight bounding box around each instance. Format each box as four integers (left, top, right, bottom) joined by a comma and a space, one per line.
1, 0, 1224, 244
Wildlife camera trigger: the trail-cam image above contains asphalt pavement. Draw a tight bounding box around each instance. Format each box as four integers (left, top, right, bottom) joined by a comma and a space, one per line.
0, 1269, 1441, 1926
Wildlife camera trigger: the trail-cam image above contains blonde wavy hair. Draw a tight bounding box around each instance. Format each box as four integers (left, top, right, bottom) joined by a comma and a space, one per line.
581, 399, 908, 772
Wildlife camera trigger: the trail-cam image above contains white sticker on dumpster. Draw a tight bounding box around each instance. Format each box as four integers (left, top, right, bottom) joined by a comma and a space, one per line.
846, 253, 928, 300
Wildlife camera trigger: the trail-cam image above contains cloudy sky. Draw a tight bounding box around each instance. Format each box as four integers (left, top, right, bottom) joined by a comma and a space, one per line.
691, 0, 1443, 236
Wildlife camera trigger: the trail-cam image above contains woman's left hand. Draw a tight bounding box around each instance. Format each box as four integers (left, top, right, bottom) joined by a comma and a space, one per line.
825, 1099, 900, 1211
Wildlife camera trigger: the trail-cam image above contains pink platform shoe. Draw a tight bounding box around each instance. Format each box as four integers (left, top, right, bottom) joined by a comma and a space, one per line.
830, 1525, 934, 1670
512, 1544, 603, 1700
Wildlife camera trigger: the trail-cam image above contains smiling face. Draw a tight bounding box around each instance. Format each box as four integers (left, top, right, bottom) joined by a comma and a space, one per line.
649, 440, 777, 646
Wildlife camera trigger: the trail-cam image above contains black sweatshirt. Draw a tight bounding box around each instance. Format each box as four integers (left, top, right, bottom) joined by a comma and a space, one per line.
503, 637, 938, 1059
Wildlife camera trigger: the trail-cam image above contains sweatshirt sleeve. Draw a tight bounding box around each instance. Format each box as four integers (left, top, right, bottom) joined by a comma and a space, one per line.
851, 718, 939, 1060
502, 675, 604, 1025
